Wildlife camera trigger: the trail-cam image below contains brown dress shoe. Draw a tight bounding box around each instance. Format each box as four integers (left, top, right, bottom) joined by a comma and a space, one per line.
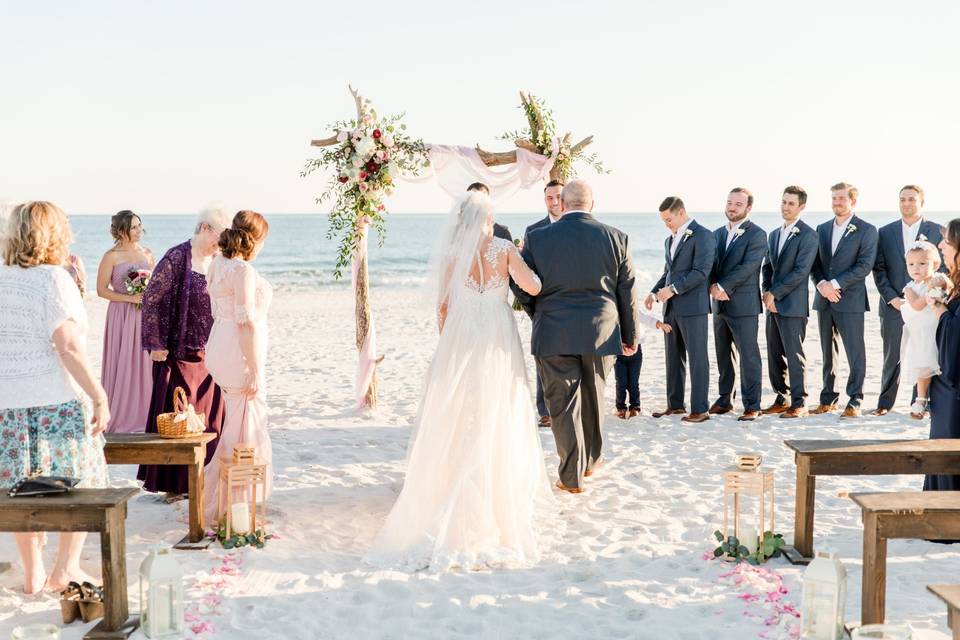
809, 404, 838, 415
761, 402, 789, 415
737, 411, 760, 421
538, 415, 551, 427
628, 408, 640, 418
616, 409, 627, 419
652, 407, 686, 418
555, 480, 583, 494
870, 408, 890, 416
681, 412, 711, 423
584, 456, 604, 477
780, 406, 808, 419
708, 403, 734, 415
841, 406, 861, 418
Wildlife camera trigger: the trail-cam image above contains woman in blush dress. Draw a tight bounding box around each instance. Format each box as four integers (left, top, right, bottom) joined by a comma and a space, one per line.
96, 210, 155, 433
201, 211, 272, 526
924, 219, 960, 491
137, 205, 231, 498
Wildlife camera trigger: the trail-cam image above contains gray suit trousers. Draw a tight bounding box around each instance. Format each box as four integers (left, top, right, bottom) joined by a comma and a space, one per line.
664, 310, 710, 414
765, 313, 808, 408
537, 354, 614, 489
817, 308, 866, 407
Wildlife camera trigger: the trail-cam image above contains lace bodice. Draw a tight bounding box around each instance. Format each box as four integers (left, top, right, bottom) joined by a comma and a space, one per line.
207, 257, 273, 324
464, 237, 540, 296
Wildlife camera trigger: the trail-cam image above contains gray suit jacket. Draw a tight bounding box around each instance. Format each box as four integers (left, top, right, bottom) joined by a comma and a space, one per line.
710, 220, 766, 317
519, 212, 638, 356
810, 215, 879, 313
872, 218, 944, 318
652, 220, 716, 317
761, 220, 818, 318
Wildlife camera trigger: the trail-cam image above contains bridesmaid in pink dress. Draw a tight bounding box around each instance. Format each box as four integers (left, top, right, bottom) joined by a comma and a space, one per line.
96, 210, 155, 433
202, 211, 273, 525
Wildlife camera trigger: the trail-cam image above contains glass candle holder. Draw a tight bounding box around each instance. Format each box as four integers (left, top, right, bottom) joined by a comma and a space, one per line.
11, 624, 60, 640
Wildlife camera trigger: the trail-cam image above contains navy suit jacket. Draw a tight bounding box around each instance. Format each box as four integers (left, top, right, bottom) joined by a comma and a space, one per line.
652, 220, 716, 317
523, 215, 551, 242
810, 215, 879, 313
761, 220, 818, 318
710, 220, 766, 317
872, 218, 944, 319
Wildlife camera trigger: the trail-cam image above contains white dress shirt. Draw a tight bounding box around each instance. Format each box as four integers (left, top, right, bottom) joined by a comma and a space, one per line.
902, 218, 923, 249
725, 220, 746, 249
670, 219, 694, 259
818, 214, 854, 291
778, 221, 798, 254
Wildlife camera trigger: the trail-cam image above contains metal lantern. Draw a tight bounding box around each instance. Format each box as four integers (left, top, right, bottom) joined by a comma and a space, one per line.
722, 453, 774, 556
139, 547, 184, 638
217, 443, 268, 538
800, 550, 847, 639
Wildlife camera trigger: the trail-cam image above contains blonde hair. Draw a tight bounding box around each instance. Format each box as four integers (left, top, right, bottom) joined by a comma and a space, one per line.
831, 182, 859, 201
905, 240, 941, 269
3, 201, 73, 268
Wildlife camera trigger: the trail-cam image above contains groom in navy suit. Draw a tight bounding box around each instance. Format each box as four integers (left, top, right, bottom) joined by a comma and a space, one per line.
761, 186, 818, 418
708, 187, 766, 421
646, 197, 716, 423
520, 179, 565, 427
870, 185, 943, 415
810, 182, 879, 418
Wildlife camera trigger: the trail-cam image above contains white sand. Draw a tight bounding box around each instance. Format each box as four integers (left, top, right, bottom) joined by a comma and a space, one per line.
1, 287, 958, 639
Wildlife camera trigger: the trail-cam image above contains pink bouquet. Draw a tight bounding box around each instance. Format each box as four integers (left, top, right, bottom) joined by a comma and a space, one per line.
124, 268, 151, 309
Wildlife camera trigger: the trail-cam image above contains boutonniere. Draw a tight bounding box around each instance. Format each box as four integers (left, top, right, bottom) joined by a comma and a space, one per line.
734, 227, 746, 238
846, 223, 857, 234
918, 233, 928, 242
790, 227, 801, 237
683, 228, 694, 239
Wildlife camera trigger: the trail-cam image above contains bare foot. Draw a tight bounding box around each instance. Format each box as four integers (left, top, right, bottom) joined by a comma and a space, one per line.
23, 567, 47, 595
46, 567, 99, 592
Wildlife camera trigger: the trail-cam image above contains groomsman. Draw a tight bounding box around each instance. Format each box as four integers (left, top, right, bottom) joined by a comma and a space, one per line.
810, 182, 879, 418
646, 197, 716, 423
760, 186, 818, 418
708, 188, 766, 421
522, 179, 565, 427
870, 185, 943, 415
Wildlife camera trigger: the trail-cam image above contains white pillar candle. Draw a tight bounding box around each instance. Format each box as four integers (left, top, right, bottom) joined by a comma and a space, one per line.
231, 502, 250, 535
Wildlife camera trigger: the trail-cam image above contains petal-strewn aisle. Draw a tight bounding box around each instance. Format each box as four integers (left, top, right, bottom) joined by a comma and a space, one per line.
1, 288, 956, 638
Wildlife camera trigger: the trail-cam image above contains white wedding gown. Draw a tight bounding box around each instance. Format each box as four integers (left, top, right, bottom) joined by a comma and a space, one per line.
366, 236, 553, 571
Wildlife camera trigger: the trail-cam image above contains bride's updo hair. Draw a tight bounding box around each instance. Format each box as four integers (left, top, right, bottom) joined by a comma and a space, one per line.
219, 210, 269, 260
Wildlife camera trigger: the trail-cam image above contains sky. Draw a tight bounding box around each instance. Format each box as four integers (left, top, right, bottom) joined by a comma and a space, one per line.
1, 1, 959, 215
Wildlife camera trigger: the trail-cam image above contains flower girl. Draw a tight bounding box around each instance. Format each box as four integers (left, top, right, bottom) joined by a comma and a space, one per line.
901, 241, 953, 418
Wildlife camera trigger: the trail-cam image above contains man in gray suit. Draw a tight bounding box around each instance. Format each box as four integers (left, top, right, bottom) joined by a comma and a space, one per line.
870, 184, 943, 415
645, 197, 716, 423
518, 180, 638, 493
761, 186, 818, 419
708, 187, 766, 421
521, 179, 565, 427
810, 182, 879, 418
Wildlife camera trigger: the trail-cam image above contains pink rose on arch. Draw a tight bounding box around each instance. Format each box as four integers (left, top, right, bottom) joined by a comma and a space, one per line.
381, 133, 395, 147
359, 182, 369, 193
378, 150, 389, 162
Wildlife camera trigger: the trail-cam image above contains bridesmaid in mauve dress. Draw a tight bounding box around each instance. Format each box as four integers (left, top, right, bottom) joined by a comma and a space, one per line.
137, 207, 231, 496
96, 210, 155, 433
924, 218, 960, 491
201, 211, 273, 525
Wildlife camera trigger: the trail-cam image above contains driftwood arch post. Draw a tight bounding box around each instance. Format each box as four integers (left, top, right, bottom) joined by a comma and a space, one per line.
309, 89, 595, 409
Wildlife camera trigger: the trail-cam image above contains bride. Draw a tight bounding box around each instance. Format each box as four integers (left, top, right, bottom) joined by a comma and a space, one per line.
366, 191, 552, 571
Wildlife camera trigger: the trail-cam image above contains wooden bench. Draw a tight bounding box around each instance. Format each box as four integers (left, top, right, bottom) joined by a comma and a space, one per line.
783, 439, 960, 564
851, 492, 960, 625
104, 432, 216, 549
0, 488, 139, 639
928, 585, 960, 639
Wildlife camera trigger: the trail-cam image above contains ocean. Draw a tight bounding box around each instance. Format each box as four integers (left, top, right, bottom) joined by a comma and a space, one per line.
68, 211, 957, 292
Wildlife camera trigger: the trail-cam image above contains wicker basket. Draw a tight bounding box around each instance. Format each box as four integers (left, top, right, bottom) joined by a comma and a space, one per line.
156, 387, 206, 439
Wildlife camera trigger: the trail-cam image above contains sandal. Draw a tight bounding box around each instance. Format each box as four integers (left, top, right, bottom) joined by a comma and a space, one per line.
910, 398, 929, 420
78, 581, 105, 623
59, 581, 82, 624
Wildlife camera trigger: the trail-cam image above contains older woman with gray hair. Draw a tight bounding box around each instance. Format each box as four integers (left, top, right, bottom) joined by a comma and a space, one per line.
137, 205, 231, 497
0, 201, 109, 593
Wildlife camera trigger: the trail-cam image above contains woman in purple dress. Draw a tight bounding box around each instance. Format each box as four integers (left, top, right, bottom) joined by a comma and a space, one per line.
137, 206, 232, 497
924, 218, 960, 491
97, 210, 155, 433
